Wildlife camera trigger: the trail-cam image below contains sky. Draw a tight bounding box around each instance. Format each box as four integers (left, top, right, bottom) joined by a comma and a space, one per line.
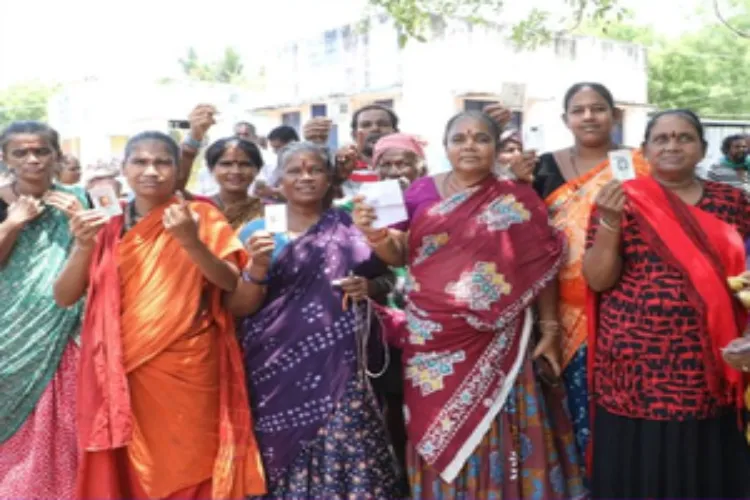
0, 0, 707, 88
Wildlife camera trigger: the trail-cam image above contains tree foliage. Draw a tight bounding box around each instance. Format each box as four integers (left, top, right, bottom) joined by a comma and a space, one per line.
367, 0, 629, 47
580, 2, 750, 117
0, 82, 59, 132
178, 47, 246, 84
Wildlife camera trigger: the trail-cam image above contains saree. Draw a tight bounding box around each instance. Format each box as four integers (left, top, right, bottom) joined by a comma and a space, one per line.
390, 177, 565, 481
587, 176, 747, 407
77, 199, 265, 499
0, 184, 87, 498
545, 150, 650, 367
239, 209, 393, 489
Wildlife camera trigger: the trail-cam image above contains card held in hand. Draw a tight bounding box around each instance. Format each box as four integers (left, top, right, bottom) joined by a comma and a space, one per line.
608, 150, 636, 181
88, 185, 123, 218
265, 203, 288, 233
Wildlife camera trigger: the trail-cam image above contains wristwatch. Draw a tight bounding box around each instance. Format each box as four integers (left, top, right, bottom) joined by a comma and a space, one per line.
242, 269, 269, 285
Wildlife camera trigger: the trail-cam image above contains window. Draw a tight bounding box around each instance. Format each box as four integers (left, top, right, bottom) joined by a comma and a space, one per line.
281, 111, 302, 132
311, 104, 327, 117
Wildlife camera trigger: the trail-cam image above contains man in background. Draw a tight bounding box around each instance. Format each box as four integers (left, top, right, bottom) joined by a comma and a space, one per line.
707, 134, 750, 189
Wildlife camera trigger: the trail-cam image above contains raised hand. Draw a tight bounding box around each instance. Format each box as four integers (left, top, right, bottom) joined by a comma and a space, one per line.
69, 210, 109, 249
44, 190, 84, 218
483, 103, 512, 130
163, 191, 200, 247
508, 152, 537, 183
594, 180, 626, 228
303, 118, 333, 145
244, 230, 275, 275
188, 104, 217, 143
6, 195, 44, 227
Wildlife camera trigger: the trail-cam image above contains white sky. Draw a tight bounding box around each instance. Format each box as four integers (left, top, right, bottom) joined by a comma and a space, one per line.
0, 0, 706, 88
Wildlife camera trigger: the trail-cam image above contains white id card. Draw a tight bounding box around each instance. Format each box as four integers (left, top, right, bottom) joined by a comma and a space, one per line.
524, 125, 544, 152
264, 203, 288, 233
608, 150, 636, 181
88, 185, 123, 218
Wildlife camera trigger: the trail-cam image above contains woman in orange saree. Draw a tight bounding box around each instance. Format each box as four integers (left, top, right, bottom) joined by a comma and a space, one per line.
513, 83, 650, 461
54, 131, 265, 499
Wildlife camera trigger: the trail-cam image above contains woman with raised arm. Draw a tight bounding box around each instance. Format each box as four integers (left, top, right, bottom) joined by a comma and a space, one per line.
353, 111, 586, 499
54, 131, 265, 499
0, 121, 91, 499
232, 142, 405, 498
583, 109, 750, 498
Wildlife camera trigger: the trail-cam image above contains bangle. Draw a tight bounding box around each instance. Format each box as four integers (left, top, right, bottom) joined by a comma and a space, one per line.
599, 217, 621, 233
182, 135, 203, 150
242, 269, 269, 285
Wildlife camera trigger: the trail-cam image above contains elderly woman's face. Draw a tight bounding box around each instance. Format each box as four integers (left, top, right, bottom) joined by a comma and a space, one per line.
644, 114, 705, 180
376, 149, 422, 182
497, 140, 522, 165
280, 151, 330, 206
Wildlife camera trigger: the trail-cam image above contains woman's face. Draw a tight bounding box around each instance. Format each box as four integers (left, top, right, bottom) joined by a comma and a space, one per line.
58, 156, 82, 185
376, 148, 422, 182
280, 151, 330, 206
213, 144, 259, 195
564, 87, 614, 147
123, 140, 178, 201
644, 114, 705, 180
445, 117, 496, 176
497, 140, 522, 165
3, 133, 57, 187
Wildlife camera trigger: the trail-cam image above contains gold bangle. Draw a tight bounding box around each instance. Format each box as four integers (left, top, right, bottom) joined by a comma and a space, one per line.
599, 217, 621, 233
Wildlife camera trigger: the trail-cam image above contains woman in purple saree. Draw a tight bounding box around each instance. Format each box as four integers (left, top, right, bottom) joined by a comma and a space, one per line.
233, 142, 404, 498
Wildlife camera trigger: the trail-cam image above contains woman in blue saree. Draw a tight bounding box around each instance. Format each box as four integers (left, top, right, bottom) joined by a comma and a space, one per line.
232, 142, 404, 498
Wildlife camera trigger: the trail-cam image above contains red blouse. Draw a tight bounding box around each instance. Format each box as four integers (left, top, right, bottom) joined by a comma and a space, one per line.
586, 181, 750, 420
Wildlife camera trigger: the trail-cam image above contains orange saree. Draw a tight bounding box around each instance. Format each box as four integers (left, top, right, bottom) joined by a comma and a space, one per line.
545, 150, 650, 367
76, 199, 266, 499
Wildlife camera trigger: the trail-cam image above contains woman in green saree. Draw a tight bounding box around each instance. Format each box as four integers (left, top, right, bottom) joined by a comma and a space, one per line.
0, 121, 99, 499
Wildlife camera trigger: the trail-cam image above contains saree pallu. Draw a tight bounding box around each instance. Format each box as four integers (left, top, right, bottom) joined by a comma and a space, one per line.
240, 209, 402, 497
0, 184, 87, 498
77, 199, 265, 499
394, 178, 566, 483
545, 151, 649, 454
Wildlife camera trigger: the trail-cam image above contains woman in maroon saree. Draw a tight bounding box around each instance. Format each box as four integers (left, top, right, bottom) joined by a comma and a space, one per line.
354, 111, 586, 499
583, 109, 750, 498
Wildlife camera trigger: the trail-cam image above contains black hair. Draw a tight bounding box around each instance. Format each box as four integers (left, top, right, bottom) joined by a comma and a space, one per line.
350, 104, 399, 134
0, 121, 62, 157
643, 109, 708, 151
123, 131, 180, 165
442, 111, 502, 147
721, 134, 746, 155
234, 121, 256, 134
267, 125, 300, 144
204, 137, 264, 171
563, 82, 615, 112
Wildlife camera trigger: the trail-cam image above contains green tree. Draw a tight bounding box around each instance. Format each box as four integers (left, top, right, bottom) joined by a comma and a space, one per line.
579, 4, 750, 117
367, 0, 629, 47
0, 82, 59, 132
178, 46, 246, 84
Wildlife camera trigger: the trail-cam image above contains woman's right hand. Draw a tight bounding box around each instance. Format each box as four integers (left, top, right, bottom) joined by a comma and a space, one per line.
70, 210, 108, 249
509, 152, 536, 183
594, 180, 626, 226
6, 195, 43, 227
352, 195, 379, 234
245, 230, 275, 274
188, 104, 217, 143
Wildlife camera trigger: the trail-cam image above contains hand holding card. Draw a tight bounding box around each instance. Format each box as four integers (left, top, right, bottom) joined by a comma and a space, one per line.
265, 204, 288, 233
88, 185, 123, 219
358, 179, 407, 229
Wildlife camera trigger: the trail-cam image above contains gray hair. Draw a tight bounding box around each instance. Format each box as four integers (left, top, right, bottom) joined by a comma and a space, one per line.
278, 141, 332, 173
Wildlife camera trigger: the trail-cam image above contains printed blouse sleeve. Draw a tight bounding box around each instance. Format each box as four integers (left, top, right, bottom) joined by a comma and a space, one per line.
585, 206, 601, 251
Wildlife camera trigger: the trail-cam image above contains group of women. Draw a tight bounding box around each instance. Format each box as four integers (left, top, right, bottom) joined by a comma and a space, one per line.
2, 81, 750, 500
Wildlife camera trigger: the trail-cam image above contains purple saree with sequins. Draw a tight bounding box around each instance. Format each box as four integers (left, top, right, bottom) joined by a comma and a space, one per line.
239, 209, 401, 496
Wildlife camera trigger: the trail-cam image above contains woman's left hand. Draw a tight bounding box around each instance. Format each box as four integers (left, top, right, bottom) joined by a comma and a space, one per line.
44, 190, 84, 217
163, 191, 200, 247
509, 152, 536, 183
533, 330, 562, 377
722, 337, 750, 372
340, 275, 370, 302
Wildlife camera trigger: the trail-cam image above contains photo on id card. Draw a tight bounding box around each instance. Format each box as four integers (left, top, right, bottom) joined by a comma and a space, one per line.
88, 184, 122, 218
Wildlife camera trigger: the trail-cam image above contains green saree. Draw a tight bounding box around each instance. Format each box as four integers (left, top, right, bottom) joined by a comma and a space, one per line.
0, 184, 87, 443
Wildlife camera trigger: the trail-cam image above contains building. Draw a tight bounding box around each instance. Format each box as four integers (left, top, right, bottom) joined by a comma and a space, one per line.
253, 16, 651, 171
46, 79, 275, 166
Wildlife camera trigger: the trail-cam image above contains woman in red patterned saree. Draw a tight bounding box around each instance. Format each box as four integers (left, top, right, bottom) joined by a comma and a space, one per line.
584, 109, 750, 498
354, 111, 586, 499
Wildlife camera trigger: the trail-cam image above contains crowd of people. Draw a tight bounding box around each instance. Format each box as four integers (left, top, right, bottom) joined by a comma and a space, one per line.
2, 81, 750, 499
